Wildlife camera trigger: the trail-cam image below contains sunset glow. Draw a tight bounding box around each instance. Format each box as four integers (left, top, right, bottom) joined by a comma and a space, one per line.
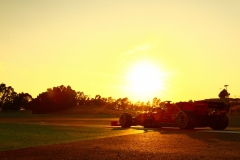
1, 1, 240, 102
126, 61, 166, 101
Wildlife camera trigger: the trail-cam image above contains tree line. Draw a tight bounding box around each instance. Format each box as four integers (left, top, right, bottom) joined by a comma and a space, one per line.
0, 83, 234, 114
0, 83, 32, 111
0, 83, 162, 114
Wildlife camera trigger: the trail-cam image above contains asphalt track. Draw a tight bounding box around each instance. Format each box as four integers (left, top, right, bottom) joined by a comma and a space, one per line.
1, 117, 240, 160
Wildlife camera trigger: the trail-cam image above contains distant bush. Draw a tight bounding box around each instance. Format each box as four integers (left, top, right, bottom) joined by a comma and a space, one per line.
32, 85, 76, 114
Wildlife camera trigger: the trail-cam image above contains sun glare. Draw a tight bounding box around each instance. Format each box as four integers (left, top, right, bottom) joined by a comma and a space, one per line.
126, 61, 166, 101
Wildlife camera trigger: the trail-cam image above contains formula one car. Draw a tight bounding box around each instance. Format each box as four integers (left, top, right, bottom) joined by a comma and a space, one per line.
117, 100, 230, 130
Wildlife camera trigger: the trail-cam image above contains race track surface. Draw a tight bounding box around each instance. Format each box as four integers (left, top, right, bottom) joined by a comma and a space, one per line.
1, 126, 240, 160
1, 115, 240, 159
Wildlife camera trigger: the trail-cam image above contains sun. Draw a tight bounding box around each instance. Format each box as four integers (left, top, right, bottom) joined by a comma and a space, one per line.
126, 61, 166, 101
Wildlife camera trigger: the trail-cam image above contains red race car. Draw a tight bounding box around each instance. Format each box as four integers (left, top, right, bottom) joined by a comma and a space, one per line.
117, 100, 230, 130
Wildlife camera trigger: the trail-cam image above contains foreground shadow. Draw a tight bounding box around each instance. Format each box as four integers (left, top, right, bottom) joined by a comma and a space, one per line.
110, 126, 240, 143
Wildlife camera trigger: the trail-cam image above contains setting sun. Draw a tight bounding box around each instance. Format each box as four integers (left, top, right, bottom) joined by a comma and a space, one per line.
2, 1, 240, 102
126, 61, 166, 101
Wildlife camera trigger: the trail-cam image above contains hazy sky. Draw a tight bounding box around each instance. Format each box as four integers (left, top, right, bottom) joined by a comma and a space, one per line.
1, 0, 240, 102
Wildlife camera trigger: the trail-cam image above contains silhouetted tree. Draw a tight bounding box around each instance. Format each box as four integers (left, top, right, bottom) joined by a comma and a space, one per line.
11, 93, 32, 110
32, 85, 76, 114
146, 101, 151, 108
0, 83, 16, 110
152, 97, 161, 108
94, 94, 102, 106
134, 100, 141, 109
218, 89, 230, 99
0, 83, 32, 110
114, 98, 121, 110
101, 97, 107, 105
76, 91, 87, 105
120, 97, 129, 110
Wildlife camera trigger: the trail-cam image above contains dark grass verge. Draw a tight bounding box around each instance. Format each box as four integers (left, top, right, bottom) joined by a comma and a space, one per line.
0, 123, 143, 152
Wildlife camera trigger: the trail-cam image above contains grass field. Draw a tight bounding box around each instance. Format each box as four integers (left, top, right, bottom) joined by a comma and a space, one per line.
0, 123, 85, 151
0, 123, 143, 151
0, 110, 142, 151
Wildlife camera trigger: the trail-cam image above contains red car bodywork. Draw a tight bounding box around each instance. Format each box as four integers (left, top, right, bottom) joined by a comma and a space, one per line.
119, 100, 230, 130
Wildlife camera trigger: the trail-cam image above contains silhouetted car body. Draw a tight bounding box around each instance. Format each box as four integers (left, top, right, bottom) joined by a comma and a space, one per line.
119, 100, 230, 130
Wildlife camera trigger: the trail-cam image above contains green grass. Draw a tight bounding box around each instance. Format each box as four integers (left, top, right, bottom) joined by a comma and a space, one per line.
0, 122, 131, 151
0, 111, 116, 151
0, 109, 125, 151
0, 123, 85, 151
0, 122, 144, 152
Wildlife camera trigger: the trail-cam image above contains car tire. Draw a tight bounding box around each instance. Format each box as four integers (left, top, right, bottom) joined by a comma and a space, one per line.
176, 111, 195, 129
209, 115, 229, 130
119, 113, 132, 128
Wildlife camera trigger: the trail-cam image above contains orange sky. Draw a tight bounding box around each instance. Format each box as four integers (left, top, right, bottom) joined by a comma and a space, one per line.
1, 0, 240, 102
